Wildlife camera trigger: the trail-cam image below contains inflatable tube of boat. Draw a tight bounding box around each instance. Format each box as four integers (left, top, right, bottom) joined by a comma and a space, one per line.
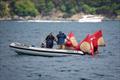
65, 32, 78, 48
78, 34, 94, 55
93, 30, 105, 46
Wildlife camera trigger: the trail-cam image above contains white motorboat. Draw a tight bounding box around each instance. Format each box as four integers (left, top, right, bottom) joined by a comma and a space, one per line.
78, 15, 103, 22
9, 42, 84, 57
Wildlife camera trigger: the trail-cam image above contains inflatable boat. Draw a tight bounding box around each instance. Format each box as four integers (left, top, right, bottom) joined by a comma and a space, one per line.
9, 42, 84, 57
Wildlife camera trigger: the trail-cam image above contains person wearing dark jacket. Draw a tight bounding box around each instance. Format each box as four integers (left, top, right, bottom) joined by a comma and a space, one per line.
45, 33, 56, 48
56, 31, 66, 49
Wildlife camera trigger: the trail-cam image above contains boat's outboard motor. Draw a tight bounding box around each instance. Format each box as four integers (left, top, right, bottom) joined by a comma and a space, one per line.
41, 43, 45, 48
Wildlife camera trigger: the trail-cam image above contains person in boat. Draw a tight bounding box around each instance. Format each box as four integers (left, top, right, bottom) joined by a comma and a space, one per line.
56, 31, 66, 49
45, 32, 56, 48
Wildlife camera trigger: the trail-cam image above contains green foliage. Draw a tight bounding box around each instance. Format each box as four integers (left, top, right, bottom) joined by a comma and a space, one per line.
0, 0, 120, 18
60, 1, 78, 14
82, 4, 96, 14
45, 1, 54, 13
60, 4, 66, 12
115, 10, 120, 15
13, 0, 38, 16
111, 3, 120, 15
0, 1, 9, 17
70, 7, 77, 14
36, 0, 54, 15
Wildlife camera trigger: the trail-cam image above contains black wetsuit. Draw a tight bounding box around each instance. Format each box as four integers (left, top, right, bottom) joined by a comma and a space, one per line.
45, 35, 55, 48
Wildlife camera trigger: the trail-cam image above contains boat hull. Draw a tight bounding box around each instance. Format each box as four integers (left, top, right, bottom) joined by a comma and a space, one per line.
9, 42, 84, 57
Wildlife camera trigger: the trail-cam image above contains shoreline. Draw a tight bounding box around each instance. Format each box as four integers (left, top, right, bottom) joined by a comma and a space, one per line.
0, 14, 120, 22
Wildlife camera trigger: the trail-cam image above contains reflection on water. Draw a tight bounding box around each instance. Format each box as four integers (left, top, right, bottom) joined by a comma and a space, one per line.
0, 21, 120, 80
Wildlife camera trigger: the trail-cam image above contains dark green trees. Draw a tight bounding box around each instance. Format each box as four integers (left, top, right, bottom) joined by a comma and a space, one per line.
13, 0, 39, 16
0, 1, 9, 17
0, 0, 120, 18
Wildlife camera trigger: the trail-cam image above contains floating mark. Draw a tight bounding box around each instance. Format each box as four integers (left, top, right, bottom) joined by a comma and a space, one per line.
93, 73, 105, 77
60, 69, 71, 72
74, 70, 80, 72
80, 77, 91, 80
93, 73, 114, 77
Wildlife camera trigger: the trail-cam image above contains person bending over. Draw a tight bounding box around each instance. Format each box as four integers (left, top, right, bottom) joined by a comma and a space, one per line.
56, 31, 66, 49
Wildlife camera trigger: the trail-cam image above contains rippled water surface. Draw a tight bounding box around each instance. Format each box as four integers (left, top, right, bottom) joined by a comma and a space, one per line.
0, 21, 120, 80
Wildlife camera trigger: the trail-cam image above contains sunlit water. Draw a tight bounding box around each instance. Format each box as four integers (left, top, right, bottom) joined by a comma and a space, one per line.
0, 21, 120, 80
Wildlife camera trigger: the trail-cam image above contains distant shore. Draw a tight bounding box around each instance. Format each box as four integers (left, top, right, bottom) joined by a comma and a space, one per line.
0, 13, 120, 22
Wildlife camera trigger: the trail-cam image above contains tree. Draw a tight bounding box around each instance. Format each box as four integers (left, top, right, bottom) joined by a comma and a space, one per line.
1, 0, 120, 18
0, 1, 9, 17
82, 4, 96, 14
13, 0, 39, 17
35, 0, 54, 16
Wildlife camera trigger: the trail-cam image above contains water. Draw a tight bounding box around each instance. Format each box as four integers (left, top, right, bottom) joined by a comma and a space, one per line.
0, 21, 120, 80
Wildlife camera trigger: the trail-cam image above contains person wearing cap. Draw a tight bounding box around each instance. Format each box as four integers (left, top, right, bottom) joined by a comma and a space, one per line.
56, 31, 66, 49
45, 33, 56, 48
